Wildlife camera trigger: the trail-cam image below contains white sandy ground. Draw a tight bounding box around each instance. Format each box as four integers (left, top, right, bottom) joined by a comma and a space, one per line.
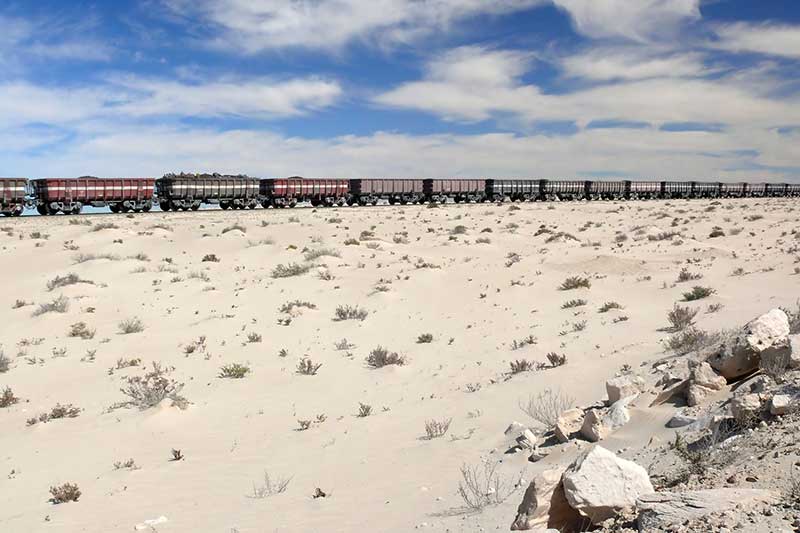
0, 198, 798, 533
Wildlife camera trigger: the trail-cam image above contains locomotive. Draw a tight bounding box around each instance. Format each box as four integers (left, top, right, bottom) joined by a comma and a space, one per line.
2, 174, 799, 216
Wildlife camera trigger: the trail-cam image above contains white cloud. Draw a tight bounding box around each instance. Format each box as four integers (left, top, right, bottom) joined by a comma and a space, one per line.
561, 48, 709, 80
552, 0, 700, 42
712, 22, 800, 59
375, 46, 800, 128
162, 0, 544, 52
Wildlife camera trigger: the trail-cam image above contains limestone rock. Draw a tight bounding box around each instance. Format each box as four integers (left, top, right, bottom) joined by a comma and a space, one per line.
510, 469, 582, 531
636, 489, 775, 530
604, 396, 634, 431
709, 309, 790, 380
605, 375, 645, 403
745, 308, 790, 354
770, 394, 792, 416
562, 445, 654, 524
789, 335, 800, 369
730, 393, 763, 424
689, 361, 726, 390
555, 408, 584, 443
580, 409, 606, 443
666, 410, 695, 428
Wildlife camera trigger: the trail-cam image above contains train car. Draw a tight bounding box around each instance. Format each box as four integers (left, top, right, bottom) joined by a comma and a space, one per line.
765, 183, 788, 197
31, 177, 155, 215
485, 179, 541, 202
424, 179, 486, 203
348, 179, 424, 205
587, 180, 626, 200
627, 181, 661, 199
661, 181, 692, 199
691, 181, 722, 198
721, 182, 746, 198
787, 183, 800, 197
260, 177, 349, 208
543, 180, 588, 200
0, 178, 27, 216
747, 183, 767, 197
156, 173, 259, 211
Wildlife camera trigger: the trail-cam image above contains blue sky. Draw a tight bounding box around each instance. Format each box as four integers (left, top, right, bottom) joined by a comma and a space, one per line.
1, 0, 800, 180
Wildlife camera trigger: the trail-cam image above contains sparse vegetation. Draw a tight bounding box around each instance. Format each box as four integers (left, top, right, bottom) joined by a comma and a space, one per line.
676, 267, 702, 283
218, 363, 251, 379
424, 418, 452, 439
0, 351, 9, 373
279, 300, 317, 314
304, 247, 341, 261
246, 332, 262, 343
92, 222, 118, 232
357, 403, 373, 418
668, 304, 698, 331
117, 362, 186, 410
598, 301, 623, 313
118, 317, 145, 334
682, 286, 716, 301
546, 352, 567, 367
49, 483, 81, 504
416, 333, 433, 344
509, 359, 536, 374
28, 403, 82, 425
33, 295, 69, 316
518, 388, 574, 428
271, 262, 312, 278
366, 346, 406, 368
46, 273, 93, 291
296, 358, 322, 375
222, 223, 246, 234
249, 471, 292, 499
559, 276, 591, 290
68, 322, 95, 339
561, 299, 587, 309
333, 304, 368, 321
201, 254, 220, 262
0, 386, 19, 407
457, 460, 521, 511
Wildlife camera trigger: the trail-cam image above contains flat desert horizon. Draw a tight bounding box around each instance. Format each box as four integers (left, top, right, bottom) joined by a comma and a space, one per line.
1, 198, 799, 532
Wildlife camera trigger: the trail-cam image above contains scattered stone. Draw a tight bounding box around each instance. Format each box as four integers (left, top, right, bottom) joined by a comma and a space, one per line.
770, 394, 791, 416
708, 309, 790, 380
637, 489, 776, 530
605, 375, 645, 403
730, 393, 763, 425
562, 445, 654, 524
789, 335, 800, 369
555, 408, 584, 443
580, 409, 606, 443
604, 396, 634, 431
666, 410, 695, 428
510, 468, 582, 531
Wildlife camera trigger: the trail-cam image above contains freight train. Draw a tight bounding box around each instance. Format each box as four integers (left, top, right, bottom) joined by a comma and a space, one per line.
1, 174, 798, 216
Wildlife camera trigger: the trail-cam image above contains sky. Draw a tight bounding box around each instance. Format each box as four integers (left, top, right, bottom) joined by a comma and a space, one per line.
1, 0, 800, 181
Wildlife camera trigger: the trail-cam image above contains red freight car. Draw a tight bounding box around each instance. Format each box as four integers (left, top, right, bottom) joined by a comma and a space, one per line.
424, 179, 486, 203
0, 178, 27, 216
348, 179, 425, 205
260, 177, 349, 207
30, 177, 155, 215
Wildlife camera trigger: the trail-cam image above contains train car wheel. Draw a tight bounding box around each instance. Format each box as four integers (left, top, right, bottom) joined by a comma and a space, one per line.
36, 204, 48, 215
191, 204, 200, 211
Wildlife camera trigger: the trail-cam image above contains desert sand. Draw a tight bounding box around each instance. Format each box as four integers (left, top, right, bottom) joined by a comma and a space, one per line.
1, 198, 798, 533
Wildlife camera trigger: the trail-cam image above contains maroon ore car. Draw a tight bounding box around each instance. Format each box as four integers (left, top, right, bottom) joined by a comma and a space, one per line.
348, 178, 425, 205
424, 179, 487, 203
0, 178, 27, 216
260, 177, 349, 207
30, 177, 155, 215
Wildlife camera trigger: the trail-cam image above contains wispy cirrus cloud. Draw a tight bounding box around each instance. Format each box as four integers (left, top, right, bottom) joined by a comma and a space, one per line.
711, 22, 800, 59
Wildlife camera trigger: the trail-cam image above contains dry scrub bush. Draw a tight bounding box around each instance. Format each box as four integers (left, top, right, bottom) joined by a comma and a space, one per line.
416, 333, 434, 344
599, 301, 623, 313
546, 352, 567, 367
424, 418, 452, 439
279, 300, 317, 313
33, 295, 69, 316
561, 299, 587, 309
118, 317, 145, 334
246, 332, 262, 343
47, 273, 92, 291
296, 358, 322, 375
0, 350, 9, 373
357, 403, 373, 417
559, 276, 591, 290
509, 359, 536, 374
202, 254, 220, 262
304, 248, 341, 261
28, 403, 81, 425
271, 262, 312, 278
219, 363, 251, 379
519, 388, 574, 428
677, 267, 702, 283
118, 362, 186, 410
91, 222, 118, 232
366, 346, 406, 368
49, 483, 81, 504
665, 328, 719, 355
333, 304, 368, 321
68, 322, 95, 339
683, 286, 716, 301
457, 460, 521, 511
249, 471, 292, 499
667, 304, 698, 331
0, 386, 19, 407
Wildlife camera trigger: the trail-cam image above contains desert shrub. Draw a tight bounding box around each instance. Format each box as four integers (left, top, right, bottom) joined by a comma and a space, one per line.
68, 322, 95, 339
546, 352, 567, 367
683, 286, 716, 301
357, 402, 373, 417
571, 320, 587, 332
148, 223, 173, 231
304, 248, 341, 261
510, 335, 537, 350
505, 252, 521, 267
29, 403, 82, 425
559, 276, 591, 290
708, 228, 725, 238
334, 338, 354, 350
475, 237, 491, 244
598, 301, 623, 313
366, 346, 406, 368
113, 357, 141, 370
665, 328, 719, 355
509, 359, 536, 374
92, 222, 118, 232
118, 317, 145, 334
333, 304, 368, 321
12, 299, 28, 309
416, 333, 433, 344
127, 252, 150, 262
69, 218, 92, 226
0, 351, 9, 373
33, 295, 69, 316
113, 458, 138, 470
781, 301, 800, 334
667, 304, 698, 331
648, 230, 680, 241
278, 300, 317, 314
246, 332, 262, 343
187, 270, 210, 281
518, 388, 574, 428
249, 471, 292, 499
424, 418, 452, 439
296, 358, 322, 375
0, 386, 19, 407
47, 273, 92, 291
271, 262, 312, 278
118, 362, 186, 409
451, 225, 468, 235
202, 254, 220, 262
49, 483, 81, 504
344, 238, 360, 246
73, 252, 120, 263
561, 299, 587, 309
676, 267, 702, 283
221, 223, 246, 234
457, 460, 521, 511
218, 363, 251, 379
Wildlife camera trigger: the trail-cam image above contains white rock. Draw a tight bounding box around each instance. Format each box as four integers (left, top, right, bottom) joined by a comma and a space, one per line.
554, 408, 584, 443
562, 445, 654, 523
689, 361, 726, 390
666, 411, 695, 428
510, 469, 582, 531
789, 335, 800, 369
770, 394, 792, 415
730, 393, 763, 424
135, 516, 168, 530
505, 421, 528, 436
637, 489, 775, 530
604, 396, 634, 431
580, 409, 606, 443
746, 308, 790, 354
605, 375, 645, 403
